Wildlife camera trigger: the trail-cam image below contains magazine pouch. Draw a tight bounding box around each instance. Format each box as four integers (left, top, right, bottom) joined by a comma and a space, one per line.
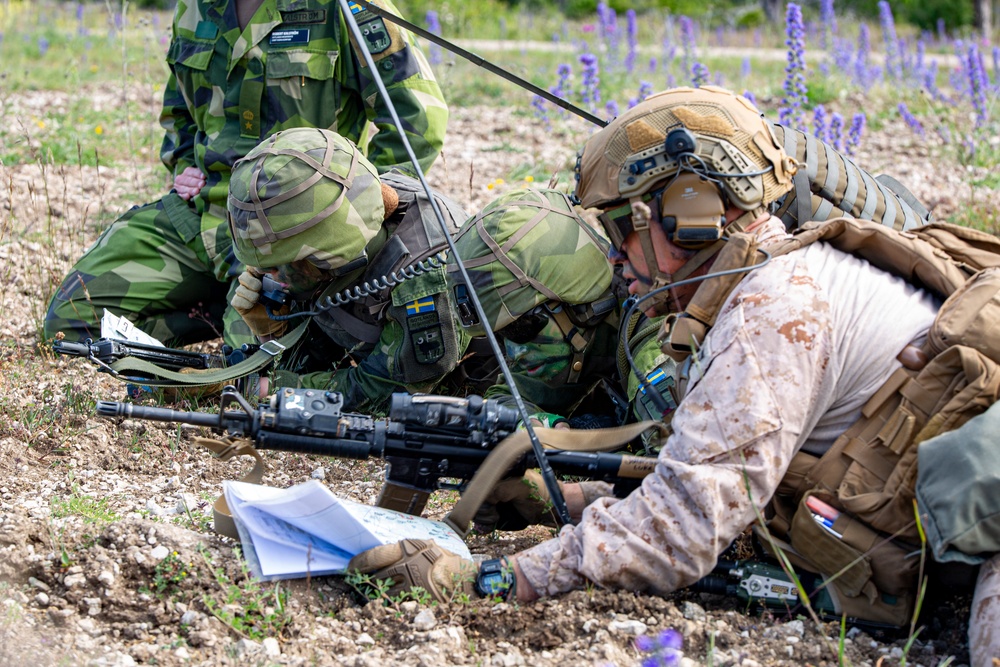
786, 491, 917, 628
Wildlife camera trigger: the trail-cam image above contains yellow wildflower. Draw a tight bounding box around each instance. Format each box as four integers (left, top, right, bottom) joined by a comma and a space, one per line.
525, 175, 534, 183
95, 126, 104, 135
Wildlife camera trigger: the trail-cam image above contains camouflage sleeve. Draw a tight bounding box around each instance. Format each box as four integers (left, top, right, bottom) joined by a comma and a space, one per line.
515, 256, 837, 597
338, 0, 448, 175
158, 60, 198, 176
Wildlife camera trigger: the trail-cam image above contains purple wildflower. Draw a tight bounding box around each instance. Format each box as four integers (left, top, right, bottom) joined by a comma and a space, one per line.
425, 11, 442, 65
936, 18, 946, 43
813, 105, 828, 141
580, 52, 601, 111
552, 63, 573, 100
819, 0, 837, 50
878, 1, 901, 80
846, 112, 866, 155
598, 3, 620, 69
897, 103, 924, 136
741, 57, 752, 81
625, 9, 638, 74
993, 47, 1000, 89
966, 43, 989, 127
780, 3, 808, 131
742, 90, 757, 106
531, 95, 549, 125
691, 62, 709, 87
605, 99, 620, 119
636, 628, 683, 667
855, 24, 873, 87
638, 80, 653, 100
679, 16, 697, 80
829, 112, 845, 151
648, 57, 658, 73
38, 36, 49, 57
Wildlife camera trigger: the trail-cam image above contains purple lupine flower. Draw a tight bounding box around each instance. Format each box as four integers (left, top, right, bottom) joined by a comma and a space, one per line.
780, 3, 808, 131
936, 18, 946, 43
76, 2, 84, 21
878, 1, 901, 80
831, 36, 853, 72
625, 9, 638, 73
829, 112, 845, 151
425, 11, 442, 66
605, 99, 620, 119
742, 90, 757, 106
638, 80, 653, 100
713, 71, 725, 86
813, 105, 828, 141
691, 62, 709, 87
553, 63, 573, 99
855, 24, 872, 87
993, 47, 1000, 89
715, 26, 724, 47
966, 43, 990, 127
580, 52, 601, 111
897, 103, 924, 136
741, 57, 751, 80
846, 112, 866, 155
819, 0, 837, 50
666, 73, 676, 88
38, 36, 50, 57
679, 16, 697, 80
636, 628, 683, 667
598, 3, 620, 69
648, 57, 658, 73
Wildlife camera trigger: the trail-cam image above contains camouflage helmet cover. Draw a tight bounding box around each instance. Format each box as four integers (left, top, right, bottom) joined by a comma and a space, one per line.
575, 85, 796, 212
228, 127, 385, 270
450, 188, 613, 337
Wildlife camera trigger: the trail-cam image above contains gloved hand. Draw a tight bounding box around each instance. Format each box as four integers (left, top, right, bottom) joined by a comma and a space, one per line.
474, 469, 559, 532
160, 367, 226, 402
231, 270, 289, 340
347, 538, 477, 603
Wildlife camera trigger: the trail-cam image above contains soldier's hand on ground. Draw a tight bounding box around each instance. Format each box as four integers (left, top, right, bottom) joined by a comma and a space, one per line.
347, 539, 477, 603
231, 270, 288, 340
173, 166, 206, 201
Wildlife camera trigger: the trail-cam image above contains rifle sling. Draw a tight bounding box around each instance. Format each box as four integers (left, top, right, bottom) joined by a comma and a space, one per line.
107, 320, 310, 387
193, 436, 268, 541
443, 421, 661, 537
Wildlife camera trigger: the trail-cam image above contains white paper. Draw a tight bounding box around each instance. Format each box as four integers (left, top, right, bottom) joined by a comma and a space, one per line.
100, 309, 164, 346
223, 480, 471, 581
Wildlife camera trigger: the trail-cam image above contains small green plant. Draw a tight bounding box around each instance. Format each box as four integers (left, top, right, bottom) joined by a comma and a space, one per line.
345, 570, 433, 613
200, 546, 291, 641
147, 550, 195, 598
50, 483, 120, 524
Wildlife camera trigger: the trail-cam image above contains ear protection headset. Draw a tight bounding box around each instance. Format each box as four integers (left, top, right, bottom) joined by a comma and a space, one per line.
597, 127, 728, 252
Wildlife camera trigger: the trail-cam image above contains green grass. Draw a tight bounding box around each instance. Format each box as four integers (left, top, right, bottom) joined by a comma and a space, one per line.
50, 483, 121, 524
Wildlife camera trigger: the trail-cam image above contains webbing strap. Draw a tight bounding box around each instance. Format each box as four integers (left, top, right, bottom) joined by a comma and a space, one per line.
322, 303, 383, 344
443, 421, 662, 537
194, 437, 268, 540
108, 320, 310, 387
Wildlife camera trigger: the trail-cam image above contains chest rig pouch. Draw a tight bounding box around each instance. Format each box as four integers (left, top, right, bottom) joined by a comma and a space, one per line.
660, 217, 1000, 627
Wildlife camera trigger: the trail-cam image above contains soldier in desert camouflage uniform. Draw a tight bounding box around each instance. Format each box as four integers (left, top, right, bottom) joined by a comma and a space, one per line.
226, 127, 619, 418
44, 0, 447, 348
348, 86, 1000, 663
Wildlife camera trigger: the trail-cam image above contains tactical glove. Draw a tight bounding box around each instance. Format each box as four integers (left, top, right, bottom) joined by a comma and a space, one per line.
474, 470, 616, 533
231, 270, 289, 340
347, 538, 477, 603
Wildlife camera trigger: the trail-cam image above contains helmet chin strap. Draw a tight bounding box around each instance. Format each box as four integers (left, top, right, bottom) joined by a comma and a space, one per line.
628, 202, 767, 315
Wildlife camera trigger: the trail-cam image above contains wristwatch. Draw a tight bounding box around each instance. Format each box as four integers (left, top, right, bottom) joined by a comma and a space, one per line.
475, 557, 515, 600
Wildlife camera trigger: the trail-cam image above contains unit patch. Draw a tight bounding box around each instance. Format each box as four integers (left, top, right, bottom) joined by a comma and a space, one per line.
270, 29, 310, 46
405, 302, 444, 364
346, 1, 404, 62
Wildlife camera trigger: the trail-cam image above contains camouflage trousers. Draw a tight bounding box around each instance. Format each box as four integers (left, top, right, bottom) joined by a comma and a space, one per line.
970, 552, 1000, 665
44, 192, 255, 347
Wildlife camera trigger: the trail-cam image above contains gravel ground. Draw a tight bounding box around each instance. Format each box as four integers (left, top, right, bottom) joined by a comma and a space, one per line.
0, 101, 996, 667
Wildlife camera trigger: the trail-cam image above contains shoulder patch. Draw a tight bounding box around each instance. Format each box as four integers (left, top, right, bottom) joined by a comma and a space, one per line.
346, 1, 405, 63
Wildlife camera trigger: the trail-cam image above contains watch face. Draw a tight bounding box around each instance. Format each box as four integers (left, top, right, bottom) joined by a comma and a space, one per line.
476, 558, 512, 599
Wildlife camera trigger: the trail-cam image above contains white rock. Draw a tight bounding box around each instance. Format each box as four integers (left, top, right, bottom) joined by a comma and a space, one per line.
180, 610, 201, 626
175, 646, 191, 660
145, 500, 164, 516
150, 545, 170, 561
28, 577, 50, 592
263, 637, 281, 657
63, 573, 88, 588
357, 632, 376, 646
608, 619, 647, 635
311, 467, 326, 480
413, 609, 437, 631
165, 476, 181, 490
234, 638, 261, 658
582, 618, 600, 633
35, 592, 50, 606
681, 600, 706, 622
97, 570, 115, 587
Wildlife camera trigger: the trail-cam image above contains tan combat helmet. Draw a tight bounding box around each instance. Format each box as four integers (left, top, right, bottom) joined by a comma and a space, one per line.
228, 128, 386, 277
574, 86, 797, 306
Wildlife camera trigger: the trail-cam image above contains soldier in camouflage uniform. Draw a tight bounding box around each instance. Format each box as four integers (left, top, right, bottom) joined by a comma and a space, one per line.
227, 127, 619, 419
44, 0, 447, 348
347, 86, 1000, 662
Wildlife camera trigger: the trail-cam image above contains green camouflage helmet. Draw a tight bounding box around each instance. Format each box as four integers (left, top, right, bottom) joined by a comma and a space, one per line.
450, 188, 613, 337
228, 128, 385, 270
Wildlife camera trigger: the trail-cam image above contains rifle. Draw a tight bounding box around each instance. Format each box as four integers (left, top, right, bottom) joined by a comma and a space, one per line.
96, 387, 655, 517
53, 338, 258, 378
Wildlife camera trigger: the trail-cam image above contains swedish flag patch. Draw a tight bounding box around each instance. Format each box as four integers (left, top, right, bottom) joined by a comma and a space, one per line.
639, 368, 667, 395
405, 298, 436, 316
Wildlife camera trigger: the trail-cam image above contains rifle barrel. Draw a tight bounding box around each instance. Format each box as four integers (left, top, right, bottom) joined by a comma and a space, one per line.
95, 401, 225, 429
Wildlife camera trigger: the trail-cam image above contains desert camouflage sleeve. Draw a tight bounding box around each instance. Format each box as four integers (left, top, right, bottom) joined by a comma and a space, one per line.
515, 255, 837, 596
